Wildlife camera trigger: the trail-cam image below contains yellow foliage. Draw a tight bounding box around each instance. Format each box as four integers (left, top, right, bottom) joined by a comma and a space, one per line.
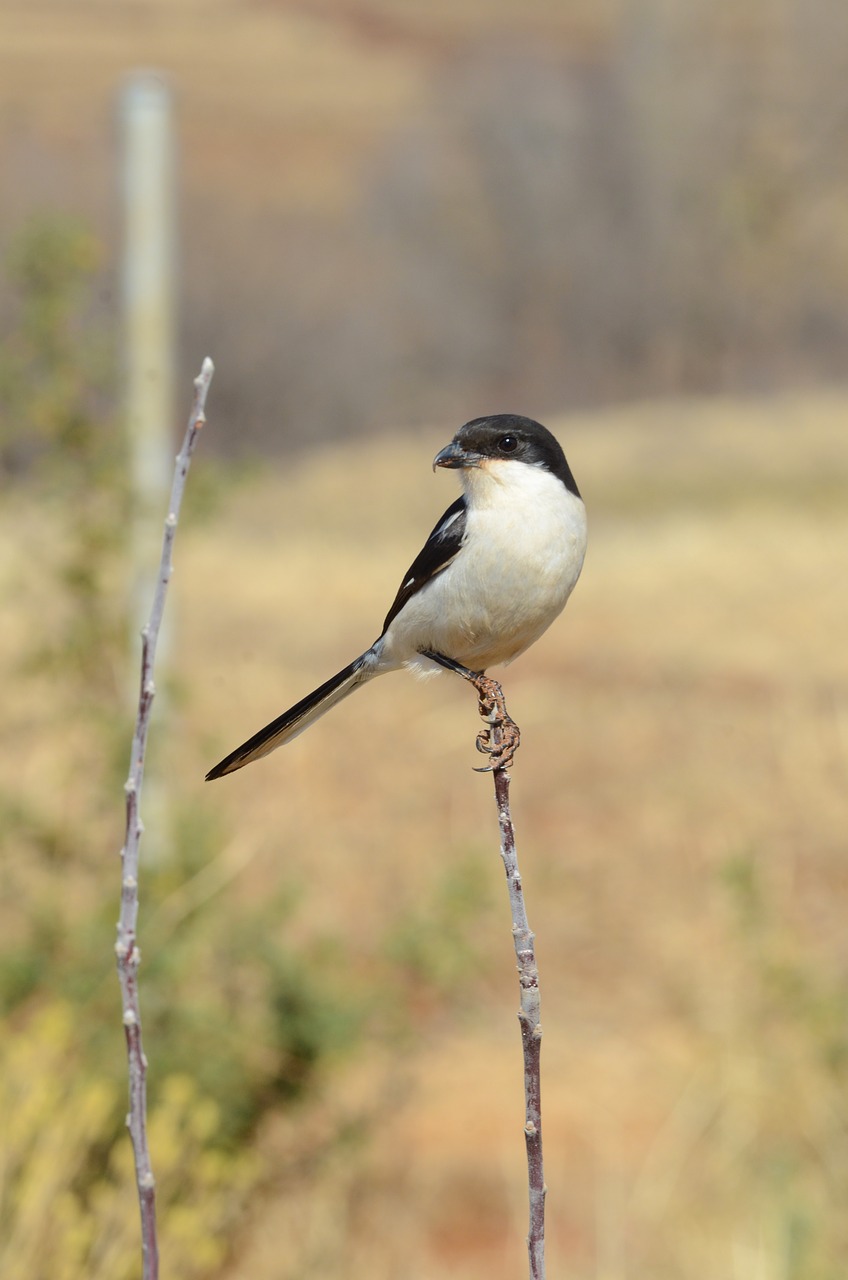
0, 1005, 259, 1280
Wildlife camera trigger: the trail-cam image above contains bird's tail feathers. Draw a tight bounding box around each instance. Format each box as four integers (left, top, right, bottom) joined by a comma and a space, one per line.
206, 653, 372, 780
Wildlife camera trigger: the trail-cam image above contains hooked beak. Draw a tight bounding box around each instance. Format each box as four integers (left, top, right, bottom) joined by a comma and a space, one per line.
433, 440, 479, 471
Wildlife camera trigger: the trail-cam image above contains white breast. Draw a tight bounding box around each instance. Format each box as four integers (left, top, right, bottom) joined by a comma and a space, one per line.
383, 459, 587, 673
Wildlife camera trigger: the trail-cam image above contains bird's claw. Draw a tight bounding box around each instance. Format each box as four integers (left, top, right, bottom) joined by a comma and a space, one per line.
471, 680, 520, 773
473, 721, 520, 772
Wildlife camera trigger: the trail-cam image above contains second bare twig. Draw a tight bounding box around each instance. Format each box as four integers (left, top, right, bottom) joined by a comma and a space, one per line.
115, 357, 214, 1280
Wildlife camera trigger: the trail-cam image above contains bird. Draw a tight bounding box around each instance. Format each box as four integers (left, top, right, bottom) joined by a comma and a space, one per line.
206, 414, 587, 780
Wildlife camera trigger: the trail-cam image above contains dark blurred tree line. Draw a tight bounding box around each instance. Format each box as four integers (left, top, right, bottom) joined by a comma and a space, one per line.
4, 0, 848, 456
180, 1, 848, 453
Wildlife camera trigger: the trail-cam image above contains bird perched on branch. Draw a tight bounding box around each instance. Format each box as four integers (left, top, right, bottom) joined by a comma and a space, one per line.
207, 414, 587, 779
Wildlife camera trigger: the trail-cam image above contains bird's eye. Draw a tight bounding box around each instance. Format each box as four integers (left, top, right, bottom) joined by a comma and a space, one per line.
498, 434, 518, 453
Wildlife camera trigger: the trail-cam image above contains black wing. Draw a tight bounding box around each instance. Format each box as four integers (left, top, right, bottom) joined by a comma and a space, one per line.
381, 495, 467, 634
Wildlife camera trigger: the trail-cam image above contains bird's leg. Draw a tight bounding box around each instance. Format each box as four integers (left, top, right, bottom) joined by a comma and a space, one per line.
420, 650, 521, 772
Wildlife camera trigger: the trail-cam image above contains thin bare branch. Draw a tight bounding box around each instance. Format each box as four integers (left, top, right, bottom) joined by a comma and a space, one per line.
115, 357, 214, 1280
492, 759, 546, 1279
430, 657, 547, 1273
479, 683, 546, 1280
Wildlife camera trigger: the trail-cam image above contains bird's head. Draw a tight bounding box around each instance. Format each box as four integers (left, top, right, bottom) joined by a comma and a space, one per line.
434, 414, 580, 496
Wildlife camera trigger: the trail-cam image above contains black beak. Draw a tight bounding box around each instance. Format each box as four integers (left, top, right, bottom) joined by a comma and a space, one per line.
433, 440, 474, 470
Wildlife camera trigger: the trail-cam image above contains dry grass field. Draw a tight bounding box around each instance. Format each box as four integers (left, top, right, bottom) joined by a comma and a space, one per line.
151, 392, 847, 1276
3, 390, 848, 1277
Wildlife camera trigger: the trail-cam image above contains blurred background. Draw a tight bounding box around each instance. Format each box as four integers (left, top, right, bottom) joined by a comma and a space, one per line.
1, 1, 847, 1277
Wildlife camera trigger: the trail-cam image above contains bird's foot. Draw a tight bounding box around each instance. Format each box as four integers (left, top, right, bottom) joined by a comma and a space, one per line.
419, 650, 520, 773
471, 674, 521, 773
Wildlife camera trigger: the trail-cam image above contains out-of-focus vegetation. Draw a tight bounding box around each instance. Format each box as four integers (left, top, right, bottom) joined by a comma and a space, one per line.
0, 216, 126, 716
0, 1006, 255, 1280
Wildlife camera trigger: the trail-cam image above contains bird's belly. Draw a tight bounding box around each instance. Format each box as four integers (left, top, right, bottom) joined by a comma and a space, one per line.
384, 489, 587, 672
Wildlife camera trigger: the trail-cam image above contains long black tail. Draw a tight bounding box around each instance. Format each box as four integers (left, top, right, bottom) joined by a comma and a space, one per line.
206, 654, 371, 780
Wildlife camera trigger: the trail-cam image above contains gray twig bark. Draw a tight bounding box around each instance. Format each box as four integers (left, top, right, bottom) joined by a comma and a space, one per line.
486, 694, 546, 1280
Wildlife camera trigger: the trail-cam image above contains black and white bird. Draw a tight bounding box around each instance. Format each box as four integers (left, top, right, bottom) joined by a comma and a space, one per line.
206, 414, 587, 780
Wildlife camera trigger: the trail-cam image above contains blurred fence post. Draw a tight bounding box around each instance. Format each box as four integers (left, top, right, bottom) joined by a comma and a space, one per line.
121, 70, 176, 652
121, 72, 177, 859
